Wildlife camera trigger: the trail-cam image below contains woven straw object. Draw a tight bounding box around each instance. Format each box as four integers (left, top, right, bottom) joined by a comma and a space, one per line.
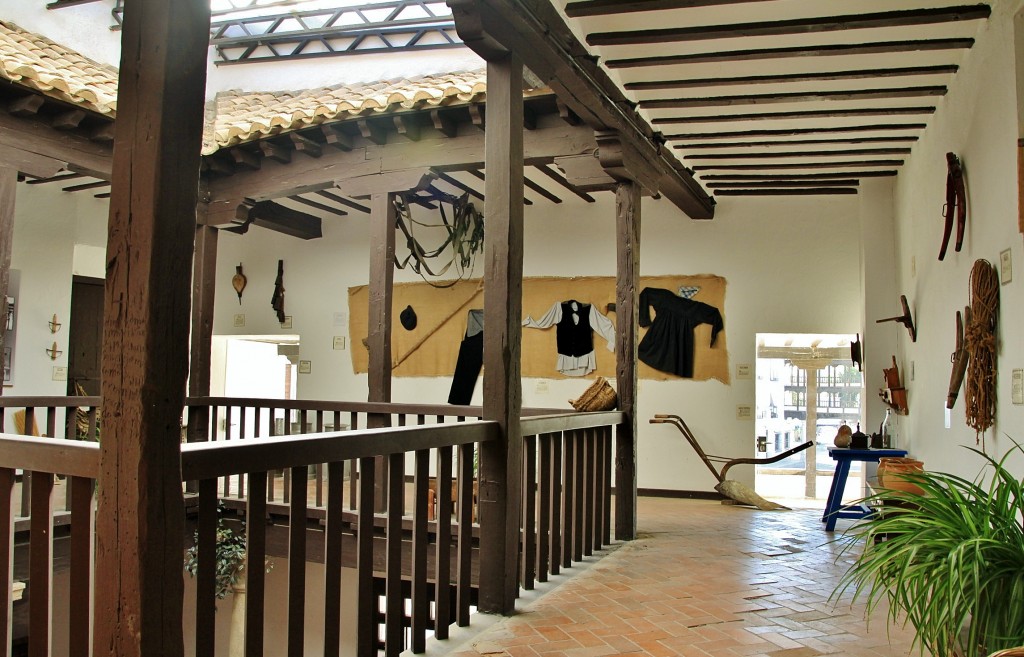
569, 377, 618, 412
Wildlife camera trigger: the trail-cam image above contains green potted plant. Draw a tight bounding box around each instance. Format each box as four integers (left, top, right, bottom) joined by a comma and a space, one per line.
831, 445, 1024, 657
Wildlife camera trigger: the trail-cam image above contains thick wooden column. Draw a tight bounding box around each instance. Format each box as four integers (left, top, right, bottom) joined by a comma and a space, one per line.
93, 1, 211, 656
478, 54, 524, 615
0, 167, 15, 387
367, 192, 396, 511
189, 220, 218, 398
614, 182, 640, 541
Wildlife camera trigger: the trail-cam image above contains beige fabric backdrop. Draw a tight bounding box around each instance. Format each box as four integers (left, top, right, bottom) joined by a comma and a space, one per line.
349, 275, 728, 383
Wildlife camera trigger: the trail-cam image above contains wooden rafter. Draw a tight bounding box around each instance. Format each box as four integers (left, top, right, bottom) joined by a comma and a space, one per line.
684, 147, 912, 159
606, 37, 975, 68
693, 160, 904, 171
707, 179, 860, 188
700, 171, 897, 180
587, 5, 992, 46
639, 86, 946, 109
25, 172, 85, 185
653, 107, 936, 124
316, 190, 370, 213
566, 0, 774, 17
62, 180, 111, 192
714, 188, 859, 196
533, 164, 596, 203
676, 136, 918, 149
624, 66, 959, 91
289, 195, 349, 217
665, 124, 927, 139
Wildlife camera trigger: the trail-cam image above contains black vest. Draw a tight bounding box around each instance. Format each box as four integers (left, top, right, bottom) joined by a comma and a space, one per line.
555, 301, 593, 358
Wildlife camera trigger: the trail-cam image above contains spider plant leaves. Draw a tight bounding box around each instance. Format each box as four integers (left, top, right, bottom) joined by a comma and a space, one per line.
831, 444, 1024, 657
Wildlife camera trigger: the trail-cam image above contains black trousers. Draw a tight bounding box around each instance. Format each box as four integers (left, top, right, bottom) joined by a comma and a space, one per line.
448, 331, 483, 405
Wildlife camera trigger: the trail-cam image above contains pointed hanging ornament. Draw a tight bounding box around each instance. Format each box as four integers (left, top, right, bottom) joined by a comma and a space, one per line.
232, 263, 247, 304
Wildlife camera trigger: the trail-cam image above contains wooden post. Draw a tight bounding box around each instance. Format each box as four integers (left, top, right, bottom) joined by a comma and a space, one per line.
189, 218, 218, 398
93, 1, 211, 656
0, 167, 14, 395
367, 192, 396, 511
478, 53, 524, 615
614, 182, 640, 541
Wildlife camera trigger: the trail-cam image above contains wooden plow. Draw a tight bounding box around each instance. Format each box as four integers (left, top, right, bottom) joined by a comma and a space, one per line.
650, 414, 815, 511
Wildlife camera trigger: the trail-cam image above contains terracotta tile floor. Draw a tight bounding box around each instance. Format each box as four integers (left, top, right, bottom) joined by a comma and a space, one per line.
451, 497, 922, 657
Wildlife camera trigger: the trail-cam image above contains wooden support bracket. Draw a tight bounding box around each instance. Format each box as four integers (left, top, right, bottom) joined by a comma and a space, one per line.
875, 294, 916, 342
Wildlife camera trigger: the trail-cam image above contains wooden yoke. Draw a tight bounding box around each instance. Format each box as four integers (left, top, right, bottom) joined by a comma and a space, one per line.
94, 2, 211, 656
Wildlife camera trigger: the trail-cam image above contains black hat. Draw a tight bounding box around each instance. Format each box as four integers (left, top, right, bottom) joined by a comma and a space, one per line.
400, 305, 417, 331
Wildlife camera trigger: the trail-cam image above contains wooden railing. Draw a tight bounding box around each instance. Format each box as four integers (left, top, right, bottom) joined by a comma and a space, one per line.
0, 396, 623, 657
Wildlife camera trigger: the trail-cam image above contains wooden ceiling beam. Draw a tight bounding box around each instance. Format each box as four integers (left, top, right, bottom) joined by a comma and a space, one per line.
605, 38, 975, 69
316, 190, 370, 213
290, 132, 323, 158
230, 148, 261, 170
0, 109, 112, 178
654, 107, 935, 124
449, 0, 714, 218
321, 124, 353, 151
532, 163, 596, 202
243, 200, 323, 239
90, 123, 116, 143
700, 171, 896, 180
684, 147, 912, 159
588, 5, 992, 46
7, 94, 44, 118
259, 139, 292, 164
677, 136, 917, 149
357, 118, 387, 145
468, 104, 486, 130
566, 0, 774, 17
25, 172, 84, 185
714, 187, 859, 196
708, 179, 860, 188
288, 195, 349, 216
62, 179, 110, 192
666, 123, 927, 139
693, 160, 904, 171
52, 109, 87, 131
641, 86, 946, 109
523, 173, 561, 203
434, 170, 487, 203
625, 66, 960, 91
430, 109, 459, 138
393, 114, 421, 142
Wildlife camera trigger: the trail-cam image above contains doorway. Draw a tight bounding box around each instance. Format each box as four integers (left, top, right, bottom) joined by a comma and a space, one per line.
67, 276, 104, 396
754, 333, 862, 506
212, 335, 299, 440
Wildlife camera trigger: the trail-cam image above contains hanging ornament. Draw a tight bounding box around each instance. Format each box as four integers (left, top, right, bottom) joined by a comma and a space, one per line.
232, 263, 247, 304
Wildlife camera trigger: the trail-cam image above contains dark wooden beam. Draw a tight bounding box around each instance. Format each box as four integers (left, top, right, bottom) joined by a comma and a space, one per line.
90, 122, 116, 143
667, 124, 927, 139
93, 2, 211, 656
430, 109, 458, 138
567, 0, 774, 17
589, 5, 992, 46
47, 0, 104, 8
677, 136, 918, 149
321, 124, 353, 151
189, 220, 218, 398
243, 200, 323, 239
94, 191, 111, 199
654, 107, 936, 124
290, 132, 323, 158
523, 173, 561, 203
625, 65, 960, 91
449, 0, 714, 218
259, 140, 292, 164
52, 109, 87, 131
367, 192, 396, 406
714, 187, 859, 195
25, 172, 84, 185
357, 118, 387, 145
316, 189, 370, 213
478, 53, 524, 616
700, 171, 897, 180
0, 168, 15, 376
7, 95, 44, 117
693, 160, 904, 171
466, 168, 537, 205
684, 147, 912, 160
205, 154, 235, 176
468, 104, 485, 130
533, 163, 596, 202
62, 180, 111, 192
606, 38, 975, 68
393, 114, 421, 142
289, 195, 349, 217
641, 86, 946, 109
0, 109, 113, 178
614, 181, 640, 541
555, 100, 581, 126
434, 170, 485, 202
229, 147, 261, 170
708, 179, 859, 188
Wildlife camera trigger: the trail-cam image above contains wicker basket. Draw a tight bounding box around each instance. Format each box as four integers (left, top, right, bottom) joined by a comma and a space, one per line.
569, 377, 618, 412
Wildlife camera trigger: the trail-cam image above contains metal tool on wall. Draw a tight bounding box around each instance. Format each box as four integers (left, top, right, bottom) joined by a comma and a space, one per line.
876, 294, 916, 342
939, 152, 967, 261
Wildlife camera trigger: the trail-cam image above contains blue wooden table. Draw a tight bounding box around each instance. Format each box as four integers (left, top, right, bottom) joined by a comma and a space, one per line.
822, 446, 907, 531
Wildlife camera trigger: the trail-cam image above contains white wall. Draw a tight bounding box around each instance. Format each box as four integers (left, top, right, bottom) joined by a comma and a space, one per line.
212, 191, 863, 492
891, 0, 1024, 477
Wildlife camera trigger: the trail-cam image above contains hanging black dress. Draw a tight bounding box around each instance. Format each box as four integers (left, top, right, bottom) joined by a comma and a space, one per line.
638, 287, 723, 378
